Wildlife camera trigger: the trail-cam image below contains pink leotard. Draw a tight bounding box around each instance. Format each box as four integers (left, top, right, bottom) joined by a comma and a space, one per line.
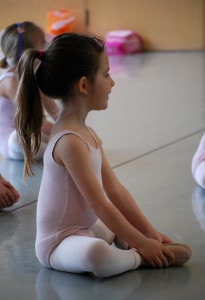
35, 130, 102, 267
0, 72, 16, 157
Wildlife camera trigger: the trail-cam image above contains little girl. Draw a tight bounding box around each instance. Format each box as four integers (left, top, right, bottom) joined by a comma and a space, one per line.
15, 33, 191, 277
0, 21, 59, 160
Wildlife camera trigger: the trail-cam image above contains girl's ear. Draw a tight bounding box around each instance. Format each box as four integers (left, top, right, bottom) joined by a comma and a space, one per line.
78, 76, 89, 95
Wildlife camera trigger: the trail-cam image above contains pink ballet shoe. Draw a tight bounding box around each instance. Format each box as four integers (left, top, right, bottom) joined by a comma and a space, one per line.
163, 243, 192, 266
140, 242, 192, 268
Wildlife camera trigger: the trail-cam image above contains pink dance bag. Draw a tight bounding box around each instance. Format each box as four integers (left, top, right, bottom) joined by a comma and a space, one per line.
105, 30, 143, 55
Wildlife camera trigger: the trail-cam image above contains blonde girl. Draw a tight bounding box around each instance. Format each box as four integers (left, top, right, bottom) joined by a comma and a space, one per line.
0, 21, 58, 160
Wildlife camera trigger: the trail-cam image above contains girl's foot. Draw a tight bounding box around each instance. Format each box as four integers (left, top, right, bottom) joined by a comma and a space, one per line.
140, 243, 192, 268
163, 243, 192, 266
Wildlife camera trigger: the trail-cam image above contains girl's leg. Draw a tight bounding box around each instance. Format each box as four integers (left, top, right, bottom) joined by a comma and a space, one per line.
49, 235, 142, 278
8, 130, 47, 160
8, 131, 24, 160
194, 161, 205, 188
90, 218, 115, 244
91, 218, 130, 249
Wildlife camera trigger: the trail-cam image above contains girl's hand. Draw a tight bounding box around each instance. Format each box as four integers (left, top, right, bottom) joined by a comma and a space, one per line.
159, 232, 173, 244
138, 238, 175, 268
0, 176, 19, 209
145, 230, 173, 244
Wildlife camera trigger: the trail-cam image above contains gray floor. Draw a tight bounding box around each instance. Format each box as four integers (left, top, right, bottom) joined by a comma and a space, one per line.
0, 51, 205, 300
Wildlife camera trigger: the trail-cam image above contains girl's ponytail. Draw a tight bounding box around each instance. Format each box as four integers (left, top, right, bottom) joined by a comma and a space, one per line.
15, 49, 44, 178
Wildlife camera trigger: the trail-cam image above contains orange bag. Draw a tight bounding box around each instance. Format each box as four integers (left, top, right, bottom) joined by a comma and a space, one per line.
46, 9, 76, 35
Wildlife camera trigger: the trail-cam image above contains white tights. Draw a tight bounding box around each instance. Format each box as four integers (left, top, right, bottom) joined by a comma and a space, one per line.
194, 161, 205, 189
49, 220, 142, 278
8, 130, 48, 160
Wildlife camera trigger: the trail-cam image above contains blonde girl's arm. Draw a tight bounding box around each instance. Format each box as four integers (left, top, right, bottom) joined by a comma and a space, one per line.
40, 93, 59, 136
41, 92, 59, 121
0, 74, 17, 103
53, 134, 174, 267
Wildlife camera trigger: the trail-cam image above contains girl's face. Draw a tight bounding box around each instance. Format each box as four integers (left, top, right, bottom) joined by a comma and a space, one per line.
88, 52, 115, 111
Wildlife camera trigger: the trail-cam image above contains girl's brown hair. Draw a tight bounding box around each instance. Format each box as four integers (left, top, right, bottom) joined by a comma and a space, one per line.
15, 33, 105, 178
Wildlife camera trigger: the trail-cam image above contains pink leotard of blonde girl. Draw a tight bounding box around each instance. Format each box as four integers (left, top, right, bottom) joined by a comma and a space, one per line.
35, 130, 141, 277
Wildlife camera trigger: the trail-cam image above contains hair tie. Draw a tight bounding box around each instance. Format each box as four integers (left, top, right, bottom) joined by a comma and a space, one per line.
38, 50, 44, 60
16, 23, 25, 59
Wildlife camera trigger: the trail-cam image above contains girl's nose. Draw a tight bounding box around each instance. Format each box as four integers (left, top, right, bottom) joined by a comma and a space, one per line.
111, 77, 115, 87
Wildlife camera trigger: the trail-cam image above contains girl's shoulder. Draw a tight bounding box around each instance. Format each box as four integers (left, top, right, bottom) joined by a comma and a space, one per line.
49, 129, 88, 148
48, 129, 92, 166
87, 126, 102, 145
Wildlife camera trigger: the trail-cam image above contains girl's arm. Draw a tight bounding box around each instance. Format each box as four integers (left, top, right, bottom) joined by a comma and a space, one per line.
41, 119, 53, 136
100, 144, 173, 244
0, 75, 17, 103
40, 94, 59, 136
54, 134, 174, 267
41, 93, 59, 121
